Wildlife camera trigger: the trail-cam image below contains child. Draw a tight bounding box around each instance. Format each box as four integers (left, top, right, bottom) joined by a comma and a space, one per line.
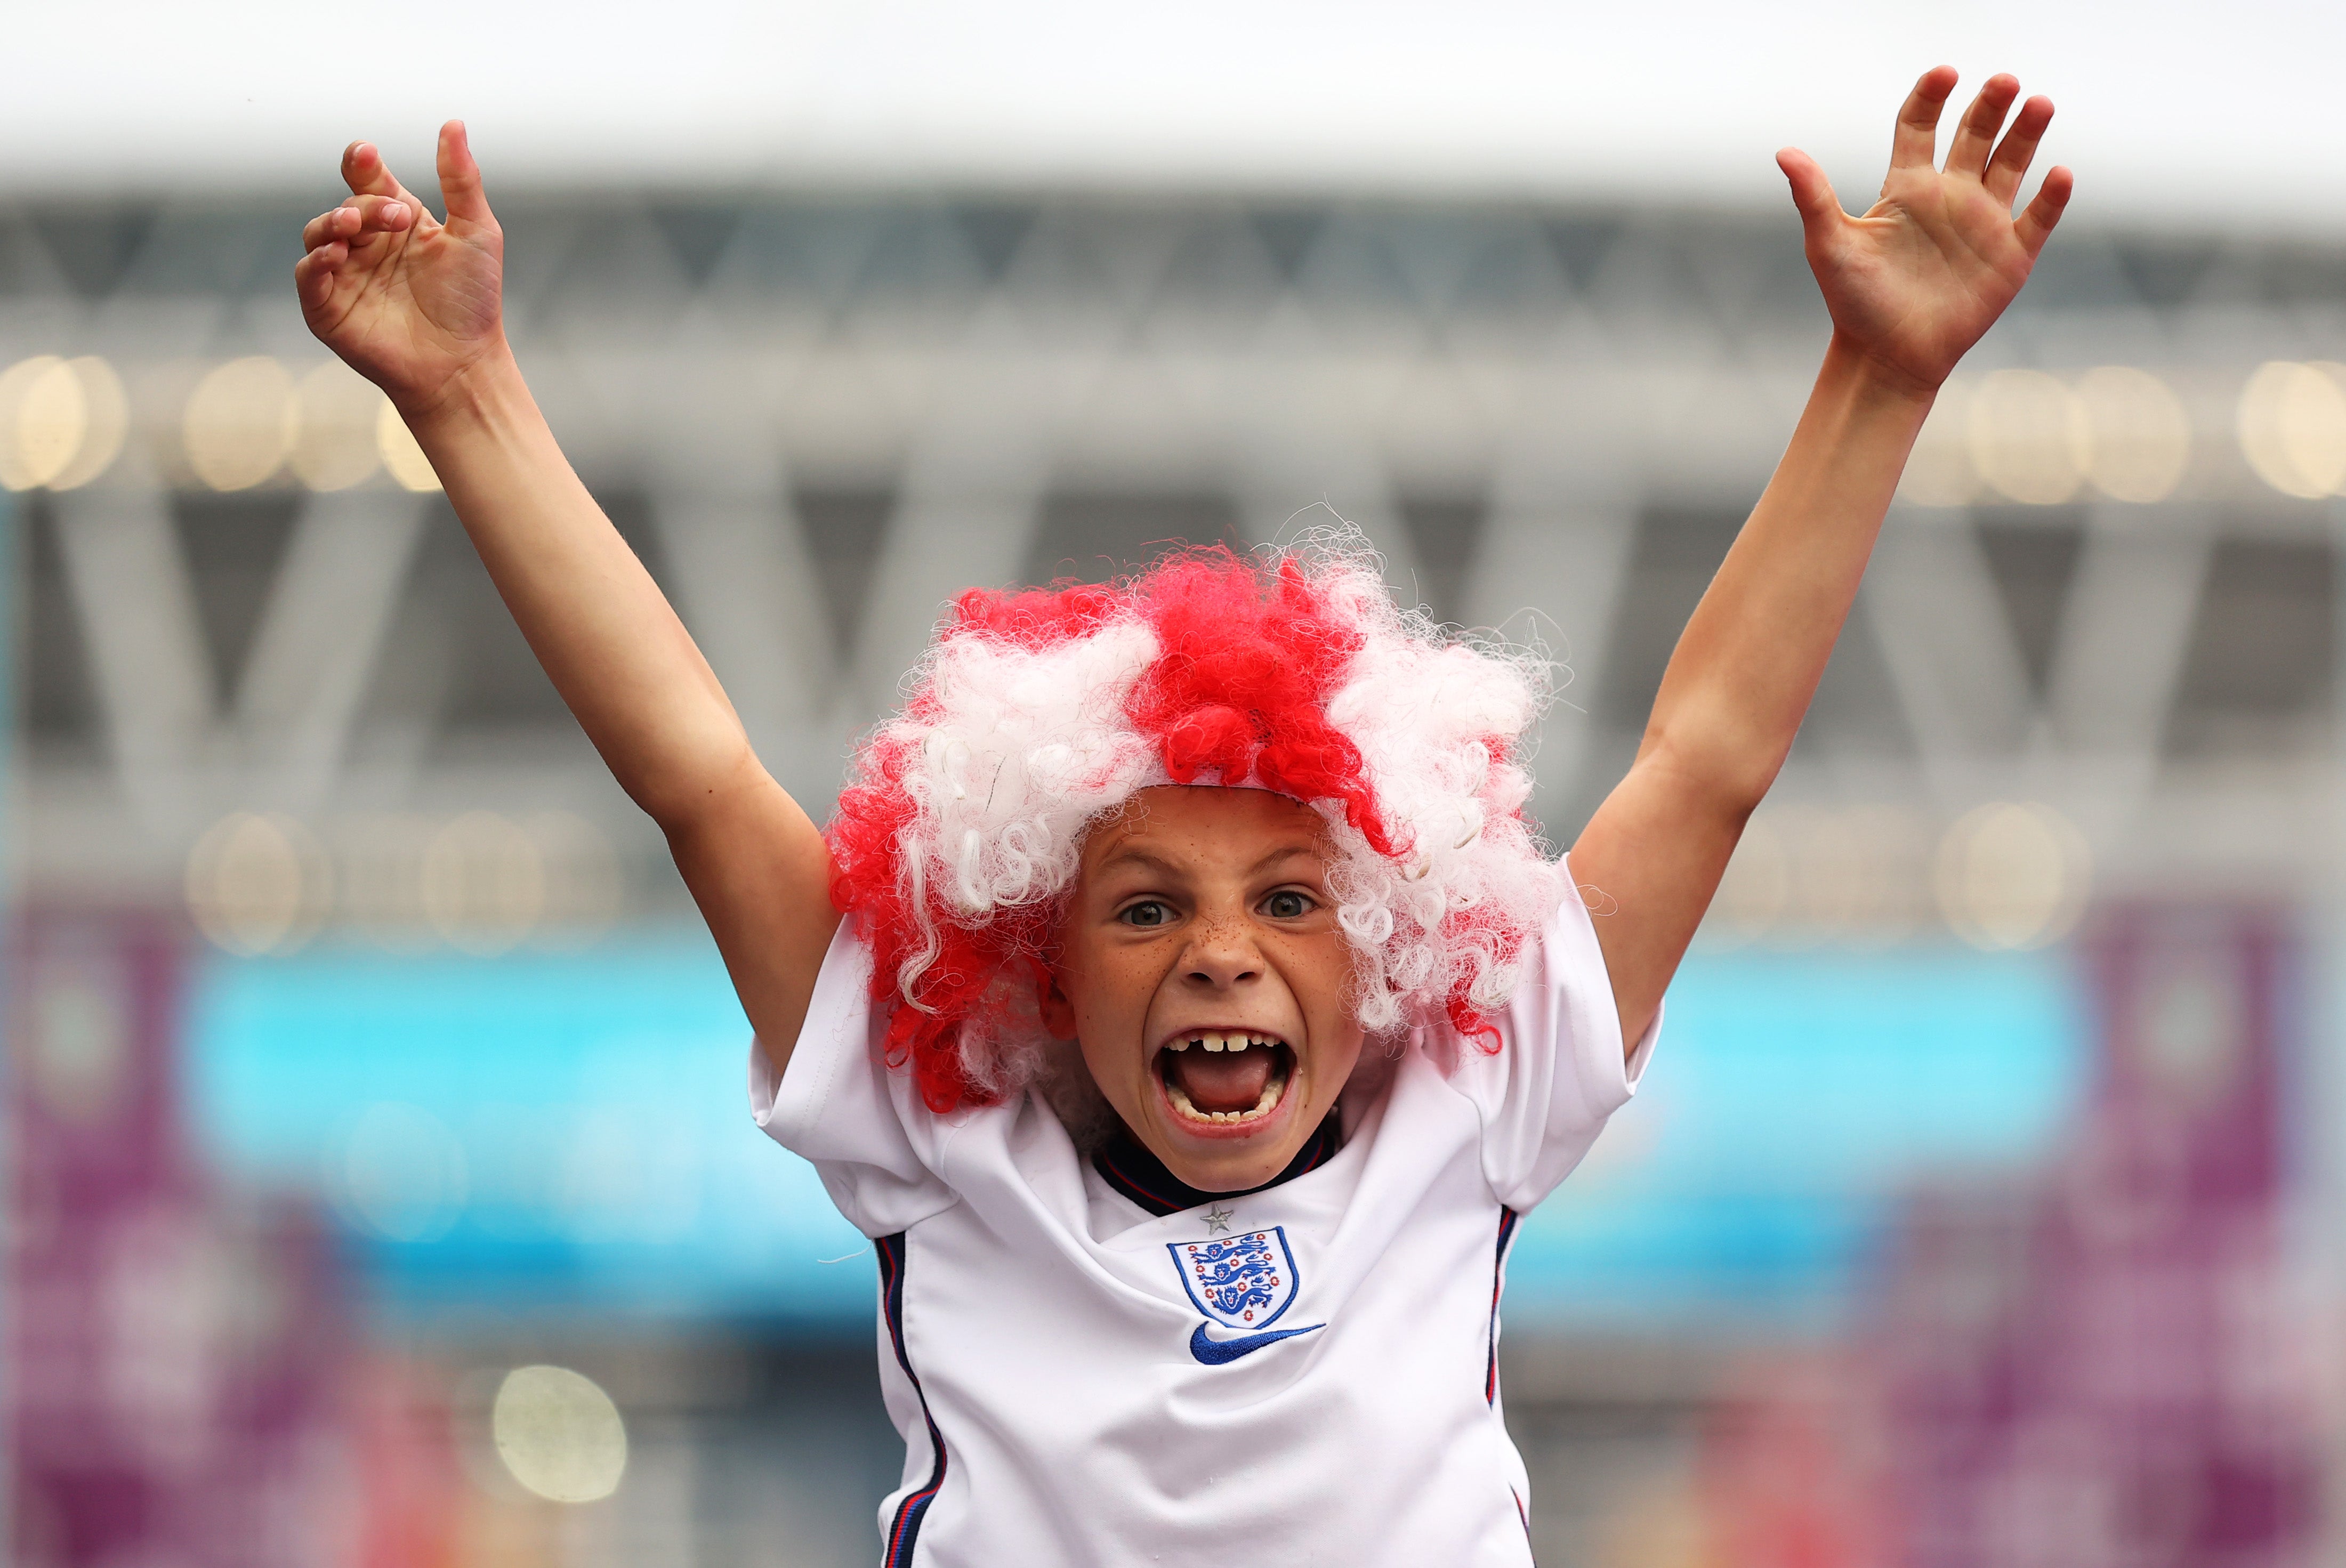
297, 67, 2068, 1563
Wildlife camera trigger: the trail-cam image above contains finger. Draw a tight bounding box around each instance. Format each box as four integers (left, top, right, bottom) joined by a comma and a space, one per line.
2014, 166, 2074, 258
300, 205, 357, 252
300, 195, 414, 252
341, 141, 430, 219
1890, 66, 1959, 171
294, 242, 349, 310
1945, 73, 2021, 179
1777, 147, 1846, 247
1982, 95, 2055, 206
437, 120, 497, 230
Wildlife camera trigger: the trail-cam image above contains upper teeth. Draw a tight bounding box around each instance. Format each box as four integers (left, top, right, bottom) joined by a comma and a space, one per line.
1168, 1032, 1275, 1053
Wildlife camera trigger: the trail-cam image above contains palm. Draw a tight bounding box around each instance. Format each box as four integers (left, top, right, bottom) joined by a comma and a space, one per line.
1781, 70, 2071, 391
313, 227, 499, 400
296, 125, 506, 414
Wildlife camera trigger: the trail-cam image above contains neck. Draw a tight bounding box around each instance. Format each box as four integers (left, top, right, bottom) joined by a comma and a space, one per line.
1092, 1113, 1344, 1217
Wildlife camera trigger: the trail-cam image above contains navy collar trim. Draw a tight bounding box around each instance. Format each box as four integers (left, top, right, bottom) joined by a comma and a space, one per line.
1091, 1112, 1344, 1218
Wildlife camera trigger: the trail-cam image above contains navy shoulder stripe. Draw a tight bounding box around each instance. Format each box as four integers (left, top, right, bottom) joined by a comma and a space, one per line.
1486, 1206, 1520, 1405
876, 1233, 947, 1566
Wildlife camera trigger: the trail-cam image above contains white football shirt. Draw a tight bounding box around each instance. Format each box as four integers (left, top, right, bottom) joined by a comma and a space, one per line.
751, 869, 1654, 1566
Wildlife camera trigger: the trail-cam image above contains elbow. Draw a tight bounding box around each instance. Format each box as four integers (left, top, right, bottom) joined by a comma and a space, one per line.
1711, 757, 1786, 826
1637, 724, 1788, 828
632, 738, 770, 839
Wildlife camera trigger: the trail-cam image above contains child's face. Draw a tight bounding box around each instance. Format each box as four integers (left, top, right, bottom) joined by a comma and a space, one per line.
1041, 786, 1366, 1192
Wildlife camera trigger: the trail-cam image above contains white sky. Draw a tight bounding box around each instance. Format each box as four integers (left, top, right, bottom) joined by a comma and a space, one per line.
9, 1, 2337, 230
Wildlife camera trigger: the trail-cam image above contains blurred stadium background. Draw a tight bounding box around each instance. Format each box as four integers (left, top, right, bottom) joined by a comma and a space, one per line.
9, 5, 2346, 1565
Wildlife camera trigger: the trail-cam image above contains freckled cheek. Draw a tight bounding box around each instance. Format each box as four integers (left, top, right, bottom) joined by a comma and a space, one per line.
1077, 949, 1175, 1066
1269, 937, 1360, 1045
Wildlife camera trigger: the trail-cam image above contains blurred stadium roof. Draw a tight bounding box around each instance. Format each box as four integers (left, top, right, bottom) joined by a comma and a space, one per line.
11, 0, 2343, 229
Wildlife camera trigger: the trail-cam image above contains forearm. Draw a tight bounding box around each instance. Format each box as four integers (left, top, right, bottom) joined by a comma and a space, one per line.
1636, 335, 1934, 805
410, 349, 752, 827
1571, 338, 1933, 1046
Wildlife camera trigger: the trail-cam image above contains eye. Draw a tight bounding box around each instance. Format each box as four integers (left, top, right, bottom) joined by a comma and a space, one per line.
1261, 889, 1313, 920
1119, 900, 1173, 928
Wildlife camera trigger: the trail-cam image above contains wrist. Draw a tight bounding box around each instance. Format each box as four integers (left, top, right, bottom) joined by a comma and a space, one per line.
1820, 332, 1942, 411
401, 341, 526, 441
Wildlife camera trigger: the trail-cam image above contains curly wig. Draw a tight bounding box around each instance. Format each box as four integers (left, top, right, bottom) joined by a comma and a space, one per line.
826, 535, 1566, 1112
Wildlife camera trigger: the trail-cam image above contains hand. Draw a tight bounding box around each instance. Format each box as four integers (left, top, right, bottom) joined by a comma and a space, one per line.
294, 121, 506, 418
1778, 68, 2073, 393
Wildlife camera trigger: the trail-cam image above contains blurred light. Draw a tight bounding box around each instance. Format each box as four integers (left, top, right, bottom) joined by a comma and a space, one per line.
0, 356, 83, 490
2236, 360, 2346, 499
1710, 805, 1926, 949
1967, 369, 2083, 506
51, 357, 130, 489
185, 812, 331, 956
288, 361, 384, 490
1933, 802, 2091, 951
1702, 814, 1790, 948
376, 400, 441, 492
1717, 803, 1933, 948
337, 1101, 469, 1242
183, 356, 295, 490
342, 811, 612, 951
1786, 804, 1924, 945
422, 811, 546, 956
2137, 945, 2242, 1108
29, 964, 130, 1126
340, 812, 437, 951
493, 1365, 628, 1505
1896, 378, 1981, 508
522, 811, 624, 948
557, 1111, 699, 1242
0, 354, 126, 491
2073, 366, 2190, 504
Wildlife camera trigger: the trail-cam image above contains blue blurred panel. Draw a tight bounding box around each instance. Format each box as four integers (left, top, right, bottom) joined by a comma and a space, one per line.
188, 935, 2086, 1332
185, 932, 876, 1327
1509, 945, 2088, 1330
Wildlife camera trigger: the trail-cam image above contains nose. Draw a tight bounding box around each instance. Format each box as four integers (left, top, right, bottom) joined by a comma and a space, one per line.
1181, 913, 1263, 990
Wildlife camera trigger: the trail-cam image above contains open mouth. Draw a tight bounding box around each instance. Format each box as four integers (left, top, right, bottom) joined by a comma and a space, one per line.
1156, 1031, 1295, 1127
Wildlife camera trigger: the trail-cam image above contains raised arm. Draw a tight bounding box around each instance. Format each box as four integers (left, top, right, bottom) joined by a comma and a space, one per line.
1571, 68, 2073, 1049
296, 123, 840, 1068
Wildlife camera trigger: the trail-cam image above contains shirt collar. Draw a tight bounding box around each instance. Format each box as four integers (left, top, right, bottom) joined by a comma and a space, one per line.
1090, 1112, 1344, 1218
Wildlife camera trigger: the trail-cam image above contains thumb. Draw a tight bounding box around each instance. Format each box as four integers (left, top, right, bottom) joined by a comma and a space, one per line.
1776, 148, 1844, 243
437, 120, 497, 230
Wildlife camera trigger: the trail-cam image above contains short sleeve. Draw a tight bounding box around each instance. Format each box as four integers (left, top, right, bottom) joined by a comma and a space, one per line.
1448, 859, 1659, 1213
748, 918, 961, 1238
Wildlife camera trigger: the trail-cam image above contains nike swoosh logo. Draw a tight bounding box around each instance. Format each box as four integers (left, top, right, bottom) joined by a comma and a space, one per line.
1188, 1320, 1325, 1365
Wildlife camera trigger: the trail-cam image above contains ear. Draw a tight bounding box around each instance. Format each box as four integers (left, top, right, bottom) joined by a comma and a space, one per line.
1037, 965, 1079, 1041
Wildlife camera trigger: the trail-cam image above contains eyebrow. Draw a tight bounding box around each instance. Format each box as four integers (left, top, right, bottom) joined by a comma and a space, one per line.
1244, 842, 1325, 877
1093, 847, 1184, 880
1092, 840, 1325, 881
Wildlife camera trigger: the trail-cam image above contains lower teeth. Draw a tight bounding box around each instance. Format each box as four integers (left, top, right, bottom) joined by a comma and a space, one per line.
1167, 1068, 1287, 1125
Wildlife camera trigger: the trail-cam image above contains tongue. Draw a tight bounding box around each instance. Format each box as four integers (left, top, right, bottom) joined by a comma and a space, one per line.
1171, 1047, 1273, 1113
